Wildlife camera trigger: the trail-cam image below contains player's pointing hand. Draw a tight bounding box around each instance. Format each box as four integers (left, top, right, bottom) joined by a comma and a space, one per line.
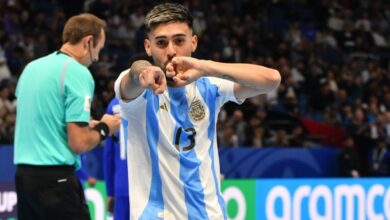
139, 66, 167, 94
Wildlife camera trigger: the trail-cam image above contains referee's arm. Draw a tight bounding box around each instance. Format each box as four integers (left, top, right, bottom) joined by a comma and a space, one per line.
67, 114, 120, 154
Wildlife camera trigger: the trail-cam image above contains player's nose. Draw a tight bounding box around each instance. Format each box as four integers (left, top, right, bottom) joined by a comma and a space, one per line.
166, 42, 177, 57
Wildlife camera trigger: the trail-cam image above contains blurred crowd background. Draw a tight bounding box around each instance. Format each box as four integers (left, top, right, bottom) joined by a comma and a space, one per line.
1, 0, 390, 176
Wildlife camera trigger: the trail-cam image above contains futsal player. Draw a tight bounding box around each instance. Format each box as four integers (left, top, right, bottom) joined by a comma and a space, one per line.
115, 3, 280, 219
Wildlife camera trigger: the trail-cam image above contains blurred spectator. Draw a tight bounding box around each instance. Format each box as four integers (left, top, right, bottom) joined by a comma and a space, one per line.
337, 22, 357, 53
251, 127, 265, 148
267, 129, 290, 147
284, 22, 302, 48
327, 9, 344, 32
316, 28, 338, 48
347, 108, 371, 139
338, 136, 361, 177
368, 137, 390, 176
0, 80, 16, 144
219, 125, 238, 147
193, 11, 207, 36
355, 11, 371, 32
129, 6, 145, 30
0, 55, 11, 82
289, 125, 306, 147
289, 59, 305, 85
226, 109, 247, 145
371, 27, 388, 48
244, 115, 263, 146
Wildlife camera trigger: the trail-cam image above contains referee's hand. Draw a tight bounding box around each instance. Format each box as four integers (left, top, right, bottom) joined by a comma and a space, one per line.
89, 119, 99, 128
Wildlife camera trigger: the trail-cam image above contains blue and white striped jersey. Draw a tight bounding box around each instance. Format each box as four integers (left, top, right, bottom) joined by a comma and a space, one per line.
115, 69, 243, 220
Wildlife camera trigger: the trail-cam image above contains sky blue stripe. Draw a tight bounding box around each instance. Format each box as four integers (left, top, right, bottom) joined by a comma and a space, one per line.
139, 91, 164, 220
168, 86, 208, 220
197, 79, 227, 219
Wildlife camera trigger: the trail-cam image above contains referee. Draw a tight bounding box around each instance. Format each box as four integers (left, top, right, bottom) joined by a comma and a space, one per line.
13, 13, 120, 220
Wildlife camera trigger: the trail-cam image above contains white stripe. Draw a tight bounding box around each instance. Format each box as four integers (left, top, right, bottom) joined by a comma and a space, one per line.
190, 87, 224, 219
158, 93, 188, 219
59, 57, 73, 96
124, 103, 152, 220
119, 123, 126, 160
57, 178, 67, 183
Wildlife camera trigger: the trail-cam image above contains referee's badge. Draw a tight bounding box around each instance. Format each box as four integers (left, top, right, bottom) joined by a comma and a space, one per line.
189, 99, 205, 121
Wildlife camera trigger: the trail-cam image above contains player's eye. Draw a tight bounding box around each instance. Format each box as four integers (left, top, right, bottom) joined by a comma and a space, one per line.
156, 40, 168, 48
174, 38, 185, 46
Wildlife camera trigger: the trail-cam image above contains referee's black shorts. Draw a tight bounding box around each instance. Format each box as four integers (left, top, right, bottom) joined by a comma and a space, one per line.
15, 164, 91, 220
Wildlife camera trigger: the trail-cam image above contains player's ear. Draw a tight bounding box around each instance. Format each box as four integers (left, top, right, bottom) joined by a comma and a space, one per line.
191, 35, 198, 53
144, 39, 152, 56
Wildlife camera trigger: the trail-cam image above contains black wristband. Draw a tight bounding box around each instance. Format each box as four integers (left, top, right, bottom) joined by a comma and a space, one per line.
94, 122, 109, 141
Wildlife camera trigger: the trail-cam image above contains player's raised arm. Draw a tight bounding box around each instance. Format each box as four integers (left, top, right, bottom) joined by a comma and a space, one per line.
205, 60, 281, 100
169, 56, 281, 100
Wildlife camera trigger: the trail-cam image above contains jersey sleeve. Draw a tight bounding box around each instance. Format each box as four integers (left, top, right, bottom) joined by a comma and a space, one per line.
114, 68, 147, 120
64, 61, 94, 123
207, 77, 245, 109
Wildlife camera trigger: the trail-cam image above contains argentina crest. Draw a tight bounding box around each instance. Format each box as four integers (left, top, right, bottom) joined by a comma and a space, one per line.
189, 99, 205, 121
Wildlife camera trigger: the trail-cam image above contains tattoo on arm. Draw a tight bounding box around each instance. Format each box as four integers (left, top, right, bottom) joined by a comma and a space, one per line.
129, 60, 152, 87
130, 70, 140, 86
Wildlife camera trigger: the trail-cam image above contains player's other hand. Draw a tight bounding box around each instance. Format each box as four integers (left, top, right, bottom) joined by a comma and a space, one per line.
166, 56, 204, 87
100, 114, 121, 136
89, 119, 99, 128
139, 66, 167, 94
